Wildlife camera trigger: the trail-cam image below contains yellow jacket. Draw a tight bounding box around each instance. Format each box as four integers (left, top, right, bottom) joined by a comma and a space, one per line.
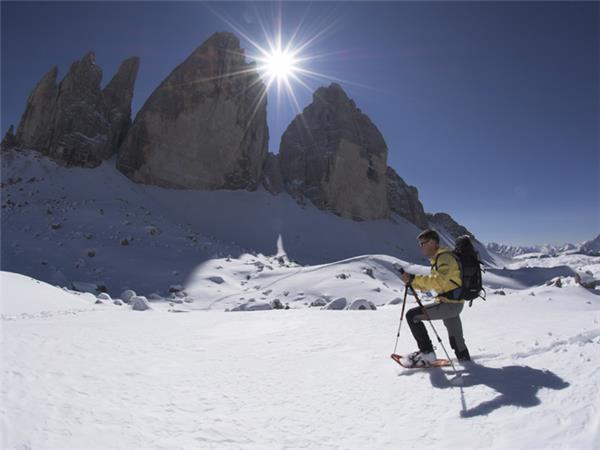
411, 247, 463, 303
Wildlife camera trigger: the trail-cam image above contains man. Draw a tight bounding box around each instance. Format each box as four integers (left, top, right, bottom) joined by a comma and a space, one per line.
400, 229, 471, 367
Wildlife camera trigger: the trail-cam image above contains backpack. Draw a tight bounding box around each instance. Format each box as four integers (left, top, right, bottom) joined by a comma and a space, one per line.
434, 235, 486, 307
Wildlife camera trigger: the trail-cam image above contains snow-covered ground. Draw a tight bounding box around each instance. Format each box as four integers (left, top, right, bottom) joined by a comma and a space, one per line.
3, 149, 600, 449
2, 254, 600, 449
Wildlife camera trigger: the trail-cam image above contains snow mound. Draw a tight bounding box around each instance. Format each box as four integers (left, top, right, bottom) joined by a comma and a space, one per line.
120, 289, 136, 303
322, 297, 348, 310
347, 298, 377, 310
310, 298, 328, 307
0, 271, 96, 319
230, 301, 272, 312
131, 296, 151, 311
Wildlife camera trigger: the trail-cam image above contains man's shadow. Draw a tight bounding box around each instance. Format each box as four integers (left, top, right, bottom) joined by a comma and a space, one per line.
428, 362, 570, 418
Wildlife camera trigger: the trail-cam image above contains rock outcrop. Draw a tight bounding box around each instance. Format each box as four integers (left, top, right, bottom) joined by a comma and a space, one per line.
101, 57, 140, 154
12, 52, 139, 167
117, 32, 269, 190
260, 152, 284, 194
14, 66, 59, 154
279, 83, 389, 221
1, 125, 18, 151
427, 212, 474, 239
386, 166, 428, 229
47, 51, 112, 166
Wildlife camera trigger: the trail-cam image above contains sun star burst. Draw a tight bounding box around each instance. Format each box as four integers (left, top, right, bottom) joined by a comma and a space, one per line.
261, 48, 299, 83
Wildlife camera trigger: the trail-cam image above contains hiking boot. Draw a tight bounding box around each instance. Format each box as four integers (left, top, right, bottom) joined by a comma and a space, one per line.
456, 348, 471, 361
405, 350, 437, 367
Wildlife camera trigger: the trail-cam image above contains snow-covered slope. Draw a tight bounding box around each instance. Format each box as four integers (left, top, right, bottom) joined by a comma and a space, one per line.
0, 271, 98, 319
1, 149, 431, 296
3, 149, 597, 310
2, 268, 599, 449
182, 251, 592, 311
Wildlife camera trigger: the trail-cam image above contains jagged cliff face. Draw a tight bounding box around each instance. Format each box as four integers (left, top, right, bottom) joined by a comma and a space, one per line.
11, 52, 139, 167
279, 83, 389, 221
102, 57, 140, 155
14, 66, 59, 154
48, 51, 112, 166
260, 152, 284, 195
427, 212, 475, 239
117, 32, 269, 191
386, 166, 428, 229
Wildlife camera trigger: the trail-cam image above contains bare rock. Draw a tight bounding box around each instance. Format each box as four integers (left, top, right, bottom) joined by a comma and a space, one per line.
12, 52, 139, 167
279, 83, 389, 221
260, 152, 284, 194
386, 167, 428, 229
271, 299, 284, 309
427, 212, 475, 240
48, 51, 112, 166
14, 66, 59, 153
1, 125, 18, 151
117, 32, 269, 191
102, 56, 140, 151
208, 276, 225, 284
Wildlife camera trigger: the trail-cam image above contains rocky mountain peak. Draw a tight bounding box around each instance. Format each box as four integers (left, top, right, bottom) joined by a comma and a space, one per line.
11, 52, 139, 167
116, 31, 268, 190
279, 82, 389, 220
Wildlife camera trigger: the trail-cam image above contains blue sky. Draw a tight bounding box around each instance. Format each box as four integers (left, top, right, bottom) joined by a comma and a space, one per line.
2, 1, 598, 246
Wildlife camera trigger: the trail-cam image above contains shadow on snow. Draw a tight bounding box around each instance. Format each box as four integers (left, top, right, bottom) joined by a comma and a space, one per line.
427, 361, 570, 418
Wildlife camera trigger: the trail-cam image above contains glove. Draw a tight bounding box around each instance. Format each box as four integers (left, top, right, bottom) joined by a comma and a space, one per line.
401, 272, 415, 284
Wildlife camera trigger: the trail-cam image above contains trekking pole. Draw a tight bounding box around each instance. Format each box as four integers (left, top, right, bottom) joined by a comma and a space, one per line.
407, 283, 462, 380
392, 284, 409, 354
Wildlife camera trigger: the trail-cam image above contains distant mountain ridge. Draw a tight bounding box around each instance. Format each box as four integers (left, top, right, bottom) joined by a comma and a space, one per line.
486, 235, 600, 258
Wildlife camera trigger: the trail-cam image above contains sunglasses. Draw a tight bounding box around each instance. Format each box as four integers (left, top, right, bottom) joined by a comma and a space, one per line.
419, 239, 431, 247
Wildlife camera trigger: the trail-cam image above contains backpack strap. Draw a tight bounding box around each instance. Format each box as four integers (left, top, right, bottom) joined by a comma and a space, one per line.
433, 250, 457, 270
433, 251, 462, 300
469, 288, 487, 308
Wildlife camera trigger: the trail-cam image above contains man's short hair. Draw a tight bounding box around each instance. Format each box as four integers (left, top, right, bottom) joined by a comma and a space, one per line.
417, 229, 440, 243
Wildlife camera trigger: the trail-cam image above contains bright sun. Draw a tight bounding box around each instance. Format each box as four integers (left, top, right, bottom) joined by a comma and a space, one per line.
263, 48, 299, 82
204, 3, 344, 118
254, 43, 303, 89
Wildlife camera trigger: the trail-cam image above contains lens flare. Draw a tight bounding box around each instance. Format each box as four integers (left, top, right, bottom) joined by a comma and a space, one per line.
200, 2, 373, 132
260, 48, 299, 82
